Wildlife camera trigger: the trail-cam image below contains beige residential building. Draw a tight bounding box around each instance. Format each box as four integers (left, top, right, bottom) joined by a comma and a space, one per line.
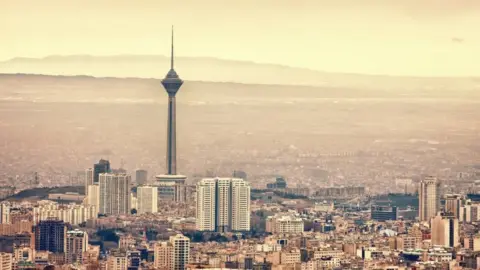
154, 234, 190, 270
65, 229, 88, 265
154, 241, 173, 269
266, 214, 304, 234
419, 176, 440, 221
87, 184, 100, 216
280, 249, 301, 265
137, 186, 158, 214
0, 252, 12, 270
464, 235, 480, 251
431, 214, 459, 247
444, 194, 463, 218
106, 251, 128, 270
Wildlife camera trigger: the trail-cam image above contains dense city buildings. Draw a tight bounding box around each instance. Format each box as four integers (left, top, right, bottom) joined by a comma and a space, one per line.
196, 178, 251, 232
99, 173, 131, 215
1, 22, 480, 270
33, 200, 97, 225
419, 176, 440, 221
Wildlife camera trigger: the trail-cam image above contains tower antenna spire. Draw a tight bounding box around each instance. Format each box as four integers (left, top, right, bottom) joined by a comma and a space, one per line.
171, 25, 174, 69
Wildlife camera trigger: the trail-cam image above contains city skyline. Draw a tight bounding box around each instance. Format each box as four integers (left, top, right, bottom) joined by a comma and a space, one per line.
0, 2, 479, 269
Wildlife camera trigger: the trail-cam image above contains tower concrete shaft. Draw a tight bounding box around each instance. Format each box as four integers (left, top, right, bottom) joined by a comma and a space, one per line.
166, 94, 177, 174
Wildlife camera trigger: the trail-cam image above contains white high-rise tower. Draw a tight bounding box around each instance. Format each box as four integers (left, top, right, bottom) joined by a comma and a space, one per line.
137, 186, 158, 214
419, 176, 440, 221
99, 173, 131, 215
196, 178, 251, 232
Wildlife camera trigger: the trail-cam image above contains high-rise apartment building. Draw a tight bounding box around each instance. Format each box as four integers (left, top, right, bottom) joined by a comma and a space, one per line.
137, 186, 158, 214
419, 176, 440, 221
431, 213, 459, 247
196, 179, 216, 232
94, 159, 110, 184
154, 234, 190, 270
171, 234, 190, 270
196, 178, 250, 232
85, 168, 94, 195
444, 194, 463, 219
87, 184, 100, 216
135, 169, 148, 185
99, 173, 131, 215
35, 218, 66, 253
65, 229, 88, 264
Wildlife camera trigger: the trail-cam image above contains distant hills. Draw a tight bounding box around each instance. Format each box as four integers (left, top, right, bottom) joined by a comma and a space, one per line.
1, 55, 479, 90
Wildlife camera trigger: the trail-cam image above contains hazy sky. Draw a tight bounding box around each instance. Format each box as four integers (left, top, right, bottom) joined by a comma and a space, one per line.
1, 0, 480, 76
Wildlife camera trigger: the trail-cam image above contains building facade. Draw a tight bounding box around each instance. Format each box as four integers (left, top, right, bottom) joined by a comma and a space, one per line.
65, 229, 88, 264
370, 205, 398, 221
266, 214, 304, 234
431, 214, 460, 247
196, 178, 251, 232
35, 218, 66, 253
99, 173, 131, 215
419, 176, 440, 221
135, 169, 148, 185
137, 186, 158, 214
93, 159, 110, 184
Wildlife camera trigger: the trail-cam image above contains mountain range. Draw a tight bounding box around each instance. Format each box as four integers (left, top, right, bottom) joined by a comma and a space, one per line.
1, 55, 479, 90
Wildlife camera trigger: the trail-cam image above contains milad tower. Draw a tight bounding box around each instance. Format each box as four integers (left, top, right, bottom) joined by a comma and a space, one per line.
156, 26, 187, 199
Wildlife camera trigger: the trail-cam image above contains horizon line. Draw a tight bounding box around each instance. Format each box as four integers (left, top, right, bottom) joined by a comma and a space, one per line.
1, 54, 479, 79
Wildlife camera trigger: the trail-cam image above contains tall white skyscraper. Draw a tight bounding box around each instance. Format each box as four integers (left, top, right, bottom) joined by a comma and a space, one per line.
99, 173, 131, 215
419, 176, 440, 221
196, 179, 216, 231
196, 178, 251, 232
85, 168, 94, 196
137, 186, 158, 214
